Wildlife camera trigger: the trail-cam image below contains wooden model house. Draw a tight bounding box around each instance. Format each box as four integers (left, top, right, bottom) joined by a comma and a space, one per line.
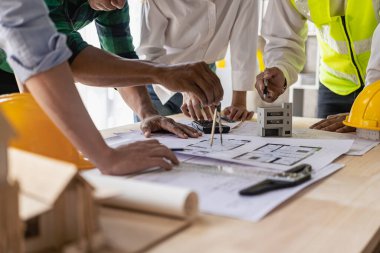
8, 148, 99, 253
0, 111, 23, 253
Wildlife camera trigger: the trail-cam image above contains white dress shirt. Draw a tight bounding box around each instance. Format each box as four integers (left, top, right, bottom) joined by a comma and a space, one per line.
0, 0, 71, 83
137, 0, 259, 104
262, 0, 380, 88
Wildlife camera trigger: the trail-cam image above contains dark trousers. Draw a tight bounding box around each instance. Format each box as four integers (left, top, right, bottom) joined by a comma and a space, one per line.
0, 69, 19, 95
317, 82, 363, 118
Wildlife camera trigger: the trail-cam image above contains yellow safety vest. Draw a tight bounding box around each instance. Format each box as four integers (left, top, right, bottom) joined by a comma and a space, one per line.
290, 0, 380, 95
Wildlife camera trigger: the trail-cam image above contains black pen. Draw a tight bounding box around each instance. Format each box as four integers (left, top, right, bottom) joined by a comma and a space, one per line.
263, 78, 269, 99
170, 148, 188, 152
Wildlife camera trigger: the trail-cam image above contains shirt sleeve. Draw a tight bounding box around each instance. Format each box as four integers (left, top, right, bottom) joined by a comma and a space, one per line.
0, 0, 71, 83
47, 1, 89, 63
95, 5, 138, 59
229, 0, 259, 91
366, 24, 380, 86
136, 0, 168, 61
262, 0, 308, 86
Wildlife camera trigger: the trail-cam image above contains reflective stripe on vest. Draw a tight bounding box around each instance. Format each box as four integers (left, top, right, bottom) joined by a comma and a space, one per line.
291, 0, 379, 95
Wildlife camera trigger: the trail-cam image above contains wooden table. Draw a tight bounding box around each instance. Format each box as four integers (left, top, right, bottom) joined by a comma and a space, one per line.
102, 116, 380, 253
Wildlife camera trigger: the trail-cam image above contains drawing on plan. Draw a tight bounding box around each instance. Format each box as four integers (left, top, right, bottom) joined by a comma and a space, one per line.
185, 138, 250, 155
233, 144, 321, 166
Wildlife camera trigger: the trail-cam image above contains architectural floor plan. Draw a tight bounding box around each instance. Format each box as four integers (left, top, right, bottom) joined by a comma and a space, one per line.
233, 144, 321, 166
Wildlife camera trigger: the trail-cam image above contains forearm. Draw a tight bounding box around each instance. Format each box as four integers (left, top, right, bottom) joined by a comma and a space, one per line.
26, 62, 111, 169
231, 90, 247, 106
71, 46, 163, 87
117, 86, 158, 119
263, 0, 308, 86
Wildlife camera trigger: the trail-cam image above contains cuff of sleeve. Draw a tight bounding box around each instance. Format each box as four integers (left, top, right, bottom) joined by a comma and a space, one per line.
231, 70, 255, 91
268, 64, 296, 87
7, 33, 72, 84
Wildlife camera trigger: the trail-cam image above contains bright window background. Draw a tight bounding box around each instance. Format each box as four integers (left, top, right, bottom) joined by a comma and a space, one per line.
77, 1, 142, 130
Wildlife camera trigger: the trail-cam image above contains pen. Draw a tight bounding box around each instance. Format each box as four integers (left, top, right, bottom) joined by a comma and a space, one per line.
170, 148, 188, 152
263, 78, 269, 99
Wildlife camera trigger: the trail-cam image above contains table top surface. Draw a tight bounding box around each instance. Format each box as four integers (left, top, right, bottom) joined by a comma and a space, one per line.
101, 116, 380, 253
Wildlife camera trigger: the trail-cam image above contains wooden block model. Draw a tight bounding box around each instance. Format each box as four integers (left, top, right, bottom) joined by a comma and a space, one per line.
0, 111, 23, 253
257, 103, 292, 137
8, 148, 99, 253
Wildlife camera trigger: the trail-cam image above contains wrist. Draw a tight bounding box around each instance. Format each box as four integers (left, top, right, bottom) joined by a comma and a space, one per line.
231, 90, 247, 107
139, 108, 159, 120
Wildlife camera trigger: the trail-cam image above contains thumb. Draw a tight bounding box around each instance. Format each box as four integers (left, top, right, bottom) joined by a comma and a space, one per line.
143, 129, 152, 138
223, 107, 231, 115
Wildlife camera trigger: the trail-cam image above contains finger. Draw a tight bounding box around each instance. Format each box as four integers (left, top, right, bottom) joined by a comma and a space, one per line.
199, 62, 223, 103
175, 123, 202, 138
336, 126, 356, 133
193, 74, 215, 106
228, 107, 239, 120
247, 111, 254, 120
320, 121, 345, 132
193, 101, 205, 121
223, 107, 231, 116
111, 0, 125, 8
141, 126, 152, 137
187, 102, 197, 120
98, 3, 116, 10
310, 119, 337, 129
181, 104, 191, 118
150, 147, 179, 165
241, 111, 249, 121
255, 76, 267, 101
187, 82, 208, 106
161, 120, 189, 139
232, 109, 244, 121
145, 158, 174, 171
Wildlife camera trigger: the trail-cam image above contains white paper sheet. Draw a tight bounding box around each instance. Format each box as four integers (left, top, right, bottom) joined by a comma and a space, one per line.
82, 170, 198, 219
220, 121, 378, 156
133, 159, 344, 222
177, 135, 352, 171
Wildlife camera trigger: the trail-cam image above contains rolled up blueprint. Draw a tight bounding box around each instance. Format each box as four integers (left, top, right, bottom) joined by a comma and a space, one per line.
82, 171, 198, 220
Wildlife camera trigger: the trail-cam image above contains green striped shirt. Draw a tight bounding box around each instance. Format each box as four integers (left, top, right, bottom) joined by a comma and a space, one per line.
0, 0, 137, 73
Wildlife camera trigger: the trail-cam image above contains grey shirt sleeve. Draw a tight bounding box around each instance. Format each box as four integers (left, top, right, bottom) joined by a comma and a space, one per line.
0, 0, 72, 83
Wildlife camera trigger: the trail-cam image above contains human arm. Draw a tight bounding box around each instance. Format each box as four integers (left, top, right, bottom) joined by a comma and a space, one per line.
255, 0, 308, 103
366, 24, 380, 86
227, 0, 257, 120
26, 64, 179, 174
0, 0, 178, 175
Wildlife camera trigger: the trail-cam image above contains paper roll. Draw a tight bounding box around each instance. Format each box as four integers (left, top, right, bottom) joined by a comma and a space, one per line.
82, 172, 198, 219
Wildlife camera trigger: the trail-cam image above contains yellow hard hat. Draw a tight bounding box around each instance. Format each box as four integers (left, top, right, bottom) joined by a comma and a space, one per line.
0, 93, 94, 170
344, 80, 380, 130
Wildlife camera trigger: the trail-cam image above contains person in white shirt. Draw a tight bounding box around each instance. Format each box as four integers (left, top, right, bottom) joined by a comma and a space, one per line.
255, 0, 380, 132
137, 0, 259, 121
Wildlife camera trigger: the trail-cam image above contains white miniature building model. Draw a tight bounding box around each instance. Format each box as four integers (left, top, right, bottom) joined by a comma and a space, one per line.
0, 111, 23, 253
257, 103, 292, 137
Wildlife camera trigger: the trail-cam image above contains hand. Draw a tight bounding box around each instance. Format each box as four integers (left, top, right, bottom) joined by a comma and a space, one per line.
100, 140, 178, 175
88, 0, 125, 11
140, 115, 202, 139
157, 61, 223, 106
310, 113, 355, 133
223, 104, 254, 121
255, 67, 287, 103
181, 93, 214, 120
